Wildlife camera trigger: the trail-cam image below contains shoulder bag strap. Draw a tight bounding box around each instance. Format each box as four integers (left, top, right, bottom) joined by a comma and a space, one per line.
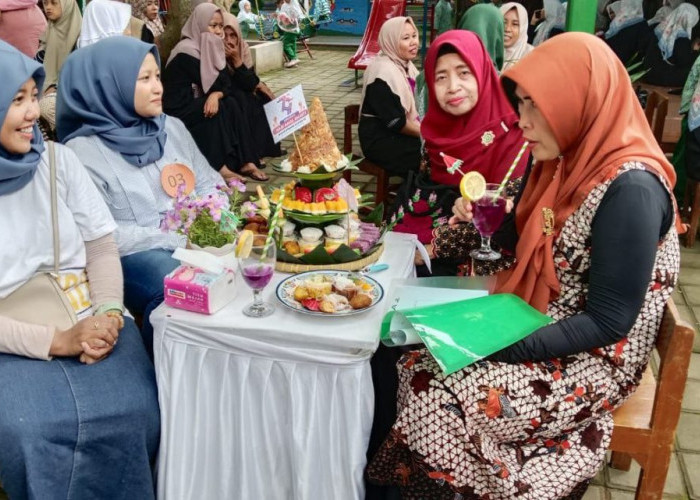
48, 141, 60, 276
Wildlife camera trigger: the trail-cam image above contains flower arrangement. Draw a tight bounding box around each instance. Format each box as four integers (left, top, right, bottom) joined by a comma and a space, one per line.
161, 179, 258, 249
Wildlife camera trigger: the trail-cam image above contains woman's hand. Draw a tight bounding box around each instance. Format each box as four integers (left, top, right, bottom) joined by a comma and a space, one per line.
256, 82, 275, 100
50, 314, 120, 361
204, 92, 223, 118
449, 198, 514, 225
449, 197, 474, 225
225, 41, 242, 67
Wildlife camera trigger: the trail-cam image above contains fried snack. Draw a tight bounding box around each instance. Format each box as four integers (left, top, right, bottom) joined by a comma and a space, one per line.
287, 97, 344, 171
283, 240, 301, 255
306, 280, 332, 299
293, 286, 309, 301
319, 300, 336, 313
350, 293, 372, 310
243, 222, 261, 233
253, 235, 267, 246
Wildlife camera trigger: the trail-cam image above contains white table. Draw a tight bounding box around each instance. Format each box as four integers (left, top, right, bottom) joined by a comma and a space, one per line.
152, 232, 417, 500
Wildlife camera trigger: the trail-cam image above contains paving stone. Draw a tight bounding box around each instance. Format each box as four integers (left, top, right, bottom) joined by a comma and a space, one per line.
673, 287, 688, 307
689, 353, 700, 381
682, 285, 700, 306
677, 412, 700, 452
680, 267, 700, 286
591, 466, 606, 485
680, 452, 700, 498
677, 304, 698, 326
606, 452, 685, 496
581, 485, 606, 500
607, 489, 636, 499
683, 380, 700, 412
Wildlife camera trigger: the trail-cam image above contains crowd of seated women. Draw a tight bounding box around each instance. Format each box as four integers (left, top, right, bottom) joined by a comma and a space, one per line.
0, 1, 685, 499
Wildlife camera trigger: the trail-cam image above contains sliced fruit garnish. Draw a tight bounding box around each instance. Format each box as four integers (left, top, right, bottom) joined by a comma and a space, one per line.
301, 298, 320, 311
459, 171, 487, 201
235, 229, 255, 258
314, 187, 339, 203
294, 186, 312, 203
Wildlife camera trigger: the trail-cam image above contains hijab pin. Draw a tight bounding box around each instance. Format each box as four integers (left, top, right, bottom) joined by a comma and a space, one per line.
542, 208, 555, 236
481, 131, 495, 146
500, 121, 509, 132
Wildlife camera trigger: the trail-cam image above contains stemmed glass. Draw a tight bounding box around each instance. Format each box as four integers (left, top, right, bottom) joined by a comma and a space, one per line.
239, 244, 276, 317
470, 183, 507, 261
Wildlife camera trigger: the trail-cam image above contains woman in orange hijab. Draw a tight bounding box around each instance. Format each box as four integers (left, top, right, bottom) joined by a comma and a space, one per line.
366, 33, 680, 499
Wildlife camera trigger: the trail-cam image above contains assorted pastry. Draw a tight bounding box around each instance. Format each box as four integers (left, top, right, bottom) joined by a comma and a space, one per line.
280, 215, 381, 257
290, 273, 375, 313
270, 181, 360, 214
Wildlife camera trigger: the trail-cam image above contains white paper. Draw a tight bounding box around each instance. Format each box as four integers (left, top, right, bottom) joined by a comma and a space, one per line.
172, 247, 237, 275
414, 240, 432, 274
263, 85, 311, 143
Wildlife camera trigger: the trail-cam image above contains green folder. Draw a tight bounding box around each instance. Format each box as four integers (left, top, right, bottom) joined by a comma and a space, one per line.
380, 293, 552, 375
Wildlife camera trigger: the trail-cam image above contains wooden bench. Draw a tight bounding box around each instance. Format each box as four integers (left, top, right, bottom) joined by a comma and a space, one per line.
342, 104, 394, 206
609, 298, 695, 499
638, 83, 682, 154
644, 90, 669, 148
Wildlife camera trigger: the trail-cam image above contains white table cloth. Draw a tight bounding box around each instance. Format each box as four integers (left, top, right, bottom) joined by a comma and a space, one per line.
152, 232, 417, 500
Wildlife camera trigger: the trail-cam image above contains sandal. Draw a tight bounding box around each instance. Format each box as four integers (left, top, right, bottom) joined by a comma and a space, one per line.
219, 165, 248, 183
240, 164, 269, 181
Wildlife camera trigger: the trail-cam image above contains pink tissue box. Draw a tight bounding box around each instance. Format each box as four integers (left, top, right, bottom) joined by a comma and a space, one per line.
164, 265, 236, 314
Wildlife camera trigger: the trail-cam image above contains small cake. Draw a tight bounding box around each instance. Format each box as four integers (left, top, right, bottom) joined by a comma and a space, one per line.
282, 221, 296, 242
305, 276, 332, 298
299, 227, 323, 252
323, 224, 347, 253
332, 275, 359, 299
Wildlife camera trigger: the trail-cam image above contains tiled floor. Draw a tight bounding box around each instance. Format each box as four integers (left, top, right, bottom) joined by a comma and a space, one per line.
2, 48, 699, 500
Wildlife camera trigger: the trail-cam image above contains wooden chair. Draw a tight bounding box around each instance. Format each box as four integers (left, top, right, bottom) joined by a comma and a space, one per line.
608, 298, 695, 499
644, 91, 669, 147
342, 104, 393, 205
297, 36, 313, 59
683, 180, 700, 247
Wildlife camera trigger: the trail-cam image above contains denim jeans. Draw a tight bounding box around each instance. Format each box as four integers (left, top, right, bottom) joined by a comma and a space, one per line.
121, 249, 179, 357
0, 319, 160, 500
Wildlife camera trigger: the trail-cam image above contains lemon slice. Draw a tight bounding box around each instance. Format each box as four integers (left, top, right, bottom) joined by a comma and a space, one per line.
459, 171, 487, 201
235, 229, 255, 258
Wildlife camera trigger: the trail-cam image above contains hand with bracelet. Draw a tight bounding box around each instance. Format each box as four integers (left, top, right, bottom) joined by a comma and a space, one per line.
50, 313, 121, 364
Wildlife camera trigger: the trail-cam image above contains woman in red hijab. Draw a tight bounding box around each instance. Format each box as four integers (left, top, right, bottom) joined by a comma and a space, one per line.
367, 32, 679, 499
393, 30, 528, 275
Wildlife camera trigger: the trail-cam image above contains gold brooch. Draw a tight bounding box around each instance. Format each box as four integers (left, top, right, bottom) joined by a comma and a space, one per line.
481, 131, 495, 146
542, 208, 555, 236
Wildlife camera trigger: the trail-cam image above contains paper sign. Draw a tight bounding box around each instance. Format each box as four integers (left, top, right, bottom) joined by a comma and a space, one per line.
161, 163, 195, 198
263, 85, 310, 143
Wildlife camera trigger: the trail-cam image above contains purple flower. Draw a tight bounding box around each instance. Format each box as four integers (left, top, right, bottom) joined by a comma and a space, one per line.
227, 178, 246, 193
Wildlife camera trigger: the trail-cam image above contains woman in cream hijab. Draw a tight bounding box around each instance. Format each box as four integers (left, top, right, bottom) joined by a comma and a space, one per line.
38, 0, 81, 131
500, 2, 533, 70
359, 17, 421, 178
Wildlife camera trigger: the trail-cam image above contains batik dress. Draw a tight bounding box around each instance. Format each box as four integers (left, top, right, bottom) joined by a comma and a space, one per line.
366, 163, 680, 499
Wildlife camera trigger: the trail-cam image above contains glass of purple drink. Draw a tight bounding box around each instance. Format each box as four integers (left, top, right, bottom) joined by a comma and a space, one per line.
239, 244, 276, 317
470, 183, 507, 261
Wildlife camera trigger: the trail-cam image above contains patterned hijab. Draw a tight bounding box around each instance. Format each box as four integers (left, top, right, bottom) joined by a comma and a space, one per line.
458, 3, 505, 71
56, 37, 167, 168
495, 33, 676, 312
360, 17, 419, 122
223, 12, 253, 68
604, 0, 644, 39
78, 0, 132, 48
43, 0, 82, 88
500, 2, 533, 71
421, 31, 528, 186
0, 41, 45, 196
533, 0, 566, 46
167, 3, 226, 93
682, 55, 700, 131
131, 0, 165, 37
655, 3, 700, 61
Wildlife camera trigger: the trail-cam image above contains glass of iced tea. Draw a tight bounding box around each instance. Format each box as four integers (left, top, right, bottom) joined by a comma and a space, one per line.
239, 244, 276, 317
470, 183, 507, 261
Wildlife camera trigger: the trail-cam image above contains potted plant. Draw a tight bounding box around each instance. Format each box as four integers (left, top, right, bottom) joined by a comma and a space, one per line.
161, 179, 258, 256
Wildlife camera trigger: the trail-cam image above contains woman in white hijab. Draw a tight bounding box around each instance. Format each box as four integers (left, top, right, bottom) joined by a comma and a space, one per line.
644, 2, 700, 87
532, 0, 567, 46
603, 0, 652, 65
500, 2, 533, 71
78, 0, 132, 48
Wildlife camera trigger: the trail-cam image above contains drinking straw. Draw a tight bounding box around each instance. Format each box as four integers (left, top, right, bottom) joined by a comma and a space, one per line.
261, 191, 285, 259
493, 141, 529, 200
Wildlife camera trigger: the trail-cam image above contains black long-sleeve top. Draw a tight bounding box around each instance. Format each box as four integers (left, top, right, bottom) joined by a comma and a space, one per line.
162, 53, 232, 122
489, 166, 673, 363
643, 36, 699, 87
226, 63, 260, 93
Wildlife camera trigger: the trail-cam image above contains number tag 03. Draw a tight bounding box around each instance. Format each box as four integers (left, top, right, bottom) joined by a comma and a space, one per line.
161, 163, 195, 197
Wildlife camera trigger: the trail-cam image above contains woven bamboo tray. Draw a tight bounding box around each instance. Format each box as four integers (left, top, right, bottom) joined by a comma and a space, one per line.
275, 244, 384, 273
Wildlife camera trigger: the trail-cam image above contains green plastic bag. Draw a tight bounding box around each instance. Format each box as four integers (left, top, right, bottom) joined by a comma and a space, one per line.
380, 294, 552, 375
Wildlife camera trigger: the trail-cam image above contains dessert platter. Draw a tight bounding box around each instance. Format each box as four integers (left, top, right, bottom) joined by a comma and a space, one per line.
272, 97, 360, 180
276, 270, 384, 316
258, 97, 386, 272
